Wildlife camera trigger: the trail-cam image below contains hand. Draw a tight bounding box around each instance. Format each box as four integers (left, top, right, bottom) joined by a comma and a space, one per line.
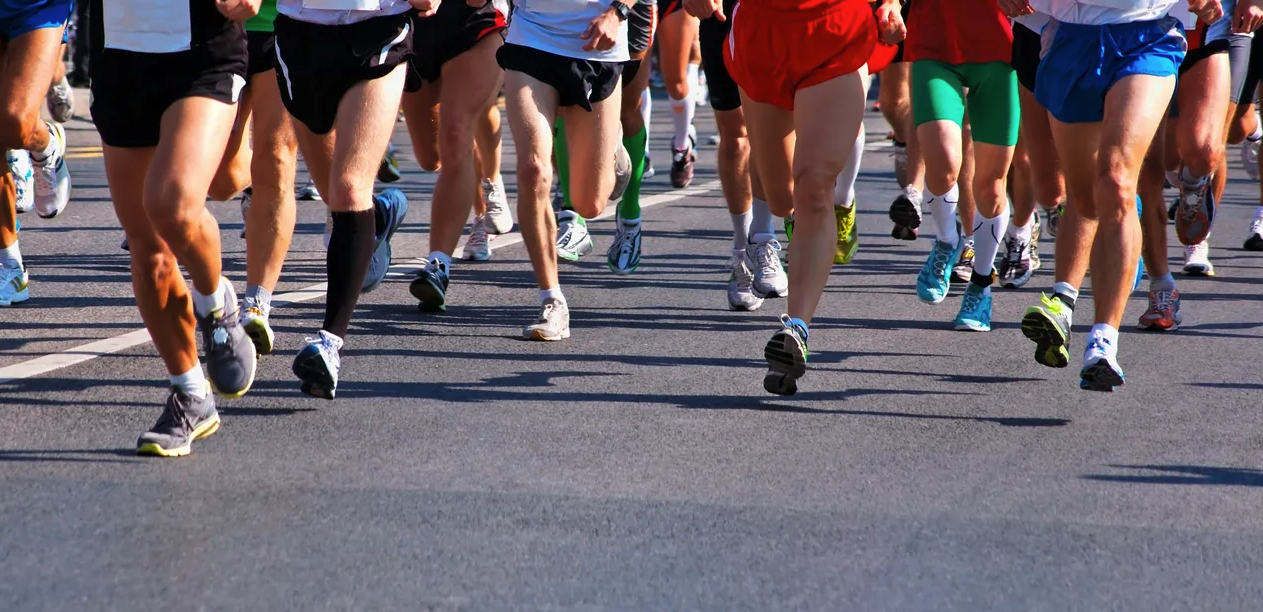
996, 0, 1033, 17
581, 7, 622, 51
410, 0, 442, 17
215, 0, 261, 21
1233, 0, 1263, 32
875, 0, 906, 45
1188, 0, 1225, 24
684, 0, 723, 20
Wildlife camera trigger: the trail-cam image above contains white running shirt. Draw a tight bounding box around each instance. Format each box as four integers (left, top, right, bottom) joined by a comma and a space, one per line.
277, 0, 412, 25
1026, 0, 1181, 25
507, 0, 629, 62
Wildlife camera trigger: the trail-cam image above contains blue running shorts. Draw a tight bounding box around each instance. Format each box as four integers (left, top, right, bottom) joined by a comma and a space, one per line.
0, 0, 72, 40
1036, 17, 1187, 124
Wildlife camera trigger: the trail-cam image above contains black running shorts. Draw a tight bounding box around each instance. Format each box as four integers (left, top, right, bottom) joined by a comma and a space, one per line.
274, 12, 414, 135
90, 21, 247, 148
1011, 21, 1041, 94
404, 0, 506, 93
622, 2, 658, 85
247, 30, 275, 76
698, 0, 739, 112
497, 43, 623, 111
1242, 34, 1263, 105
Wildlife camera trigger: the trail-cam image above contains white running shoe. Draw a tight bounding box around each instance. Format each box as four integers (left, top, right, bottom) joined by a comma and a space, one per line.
7, 150, 33, 213
32, 122, 70, 219
606, 216, 642, 274
727, 249, 763, 311
1243, 137, 1261, 180
297, 179, 322, 201
46, 76, 74, 123
748, 238, 789, 298
464, 214, 492, 261
0, 263, 29, 306
1182, 240, 1215, 276
482, 178, 513, 234
556, 210, 593, 261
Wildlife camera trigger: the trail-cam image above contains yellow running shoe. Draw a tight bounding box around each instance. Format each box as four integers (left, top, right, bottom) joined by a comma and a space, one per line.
834, 202, 858, 265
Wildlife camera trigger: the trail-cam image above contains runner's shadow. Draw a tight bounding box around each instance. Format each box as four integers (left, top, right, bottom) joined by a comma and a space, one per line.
0, 448, 141, 464
1083, 464, 1263, 487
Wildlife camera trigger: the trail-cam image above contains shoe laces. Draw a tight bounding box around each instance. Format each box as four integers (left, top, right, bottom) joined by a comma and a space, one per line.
930, 240, 955, 276
1003, 236, 1025, 266
728, 253, 755, 290
1250, 215, 1263, 236
157, 391, 196, 434
615, 221, 639, 255
1180, 183, 1206, 220
1148, 289, 1176, 313
468, 215, 489, 247
778, 313, 809, 341
1040, 292, 1067, 315
961, 286, 986, 312
751, 239, 783, 275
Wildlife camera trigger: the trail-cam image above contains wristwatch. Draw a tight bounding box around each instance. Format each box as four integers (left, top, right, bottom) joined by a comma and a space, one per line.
609, 0, 630, 20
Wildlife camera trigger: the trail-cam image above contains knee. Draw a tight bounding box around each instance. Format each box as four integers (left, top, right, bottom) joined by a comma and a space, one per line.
252, 139, 299, 189
417, 146, 442, 173
1180, 133, 1221, 175
438, 122, 475, 166
666, 80, 690, 102
792, 169, 837, 215
129, 242, 179, 282
1093, 173, 1137, 220
517, 154, 552, 194
0, 109, 42, 151
146, 184, 206, 241
324, 175, 373, 212
717, 133, 749, 164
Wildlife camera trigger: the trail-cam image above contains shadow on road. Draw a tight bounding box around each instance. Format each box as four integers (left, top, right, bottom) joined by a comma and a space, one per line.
0, 448, 140, 464
1083, 464, 1263, 486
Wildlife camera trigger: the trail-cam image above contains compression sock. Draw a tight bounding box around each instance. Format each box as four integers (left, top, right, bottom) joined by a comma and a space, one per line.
554, 117, 574, 212
926, 184, 961, 247
972, 208, 1011, 293
322, 209, 375, 338
620, 126, 648, 219
751, 197, 775, 238
833, 127, 865, 208
669, 93, 695, 150
731, 210, 752, 249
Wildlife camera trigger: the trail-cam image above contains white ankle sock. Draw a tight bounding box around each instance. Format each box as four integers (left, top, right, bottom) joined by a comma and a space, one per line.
0, 241, 21, 269
429, 250, 453, 270
1249, 125, 1262, 141
29, 123, 58, 164
191, 277, 227, 318
1005, 217, 1033, 242
541, 287, 566, 305
170, 364, 208, 399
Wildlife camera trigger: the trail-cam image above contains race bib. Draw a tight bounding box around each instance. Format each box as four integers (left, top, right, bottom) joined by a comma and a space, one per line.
521, 0, 592, 14
103, 0, 191, 53
302, 0, 381, 9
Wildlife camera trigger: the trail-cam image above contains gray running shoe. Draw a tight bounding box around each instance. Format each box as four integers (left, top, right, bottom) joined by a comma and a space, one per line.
606, 216, 642, 274
727, 250, 763, 311
998, 233, 1034, 289
748, 238, 788, 298
1045, 203, 1063, 239
293, 330, 342, 400
523, 298, 570, 341
136, 388, 220, 457
464, 214, 492, 261
197, 281, 257, 398
46, 75, 74, 123
362, 188, 409, 293
483, 178, 513, 234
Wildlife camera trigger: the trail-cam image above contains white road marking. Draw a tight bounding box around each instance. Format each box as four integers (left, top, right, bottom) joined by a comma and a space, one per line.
0, 181, 721, 385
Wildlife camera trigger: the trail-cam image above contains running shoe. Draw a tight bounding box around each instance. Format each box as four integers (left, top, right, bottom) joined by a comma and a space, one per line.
917, 237, 964, 304
7, 149, 33, 213
196, 281, 257, 399
726, 250, 763, 311
1182, 240, 1215, 276
1020, 293, 1072, 369
998, 233, 1034, 288
607, 217, 642, 274
136, 388, 220, 458
1245, 214, 1263, 251
669, 128, 696, 189
297, 179, 322, 201
410, 257, 451, 312
643, 154, 656, 180
1243, 136, 1260, 180
1175, 173, 1216, 245
551, 182, 565, 213
889, 187, 923, 240
556, 210, 593, 261
610, 144, 632, 201
240, 296, 275, 355
464, 215, 491, 261
892, 141, 908, 189
482, 178, 513, 234
293, 330, 342, 400
32, 121, 70, 219
953, 283, 993, 332
748, 238, 788, 297
46, 75, 74, 123
1029, 213, 1043, 272
951, 238, 975, 284
834, 203, 858, 265
322, 208, 332, 249
1045, 203, 1063, 239
783, 215, 795, 243
238, 187, 251, 239
523, 297, 570, 341
0, 263, 29, 306
1080, 330, 1124, 392
362, 188, 409, 293
763, 314, 809, 396
377, 142, 402, 183
1137, 288, 1182, 331
120, 237, 129, 251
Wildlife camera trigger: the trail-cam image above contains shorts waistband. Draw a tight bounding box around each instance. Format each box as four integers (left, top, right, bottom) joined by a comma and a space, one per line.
1052, 16, 1180, 35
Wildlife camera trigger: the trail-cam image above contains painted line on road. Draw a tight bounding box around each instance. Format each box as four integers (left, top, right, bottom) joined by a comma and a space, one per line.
0, 180, 721, 385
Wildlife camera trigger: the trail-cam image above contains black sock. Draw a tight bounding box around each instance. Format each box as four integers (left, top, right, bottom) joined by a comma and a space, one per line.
1054, 292, 1077, 311
970, 271, 993, 288
322, 209, 376, 338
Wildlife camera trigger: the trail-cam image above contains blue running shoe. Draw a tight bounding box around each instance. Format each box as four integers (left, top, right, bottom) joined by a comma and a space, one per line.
1133, 195, 1145, 292
410, 258, 450, 312
363, 188, 409, 293
1079, 331, 1124, 392
953, 283, 993, 332
763, 314, 809, 396
917, 237, 964, 304
293, 330, 342, 400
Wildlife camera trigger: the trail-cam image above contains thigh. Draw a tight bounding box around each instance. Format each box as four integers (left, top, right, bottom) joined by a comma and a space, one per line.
1102, 73, 1177, 185
330, 64, 408, 201
560, 79, 621, 213
912, 60, 966, 129
740, 91, 795, 216
401, 81, 443, 171
103, 145, 164, 248
791, 68, 867, 179
504, 69, 560, 171
250, 68, 299, 168
1176, 52, 1231, 147
1, 25, 64, 124
657, 9, 699, 87
964, 62, 1020, 147
438, 33, 504, 145
149, 96, 240, 203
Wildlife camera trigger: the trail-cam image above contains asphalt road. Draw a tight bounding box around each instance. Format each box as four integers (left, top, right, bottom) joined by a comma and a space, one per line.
3, 87, 1263, 611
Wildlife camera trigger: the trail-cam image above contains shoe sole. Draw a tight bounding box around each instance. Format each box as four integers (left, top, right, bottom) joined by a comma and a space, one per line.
1020, 309, 1070, 369
0, 288, 30, 306
763, 331, 806, 396
1001, 269, 1033, 289
209, 344, 257, 400
728, 296, 765, 311
463, 250, 491, 261
1137, 319, 1180, 332
136, 413, 221, 458
1080, 361, 1125, 392
1176, 198, 1214, 245
524, 328, 570, 341
557, 239, 594, 262
1243, 236, 1263, 251
293, 354, 337, 400
670, 165, 694, 189
409, 279, 448, 313
377, 164, 402, 183
1183, 265, 1215, 277
889, 200, 922, 229
953, 322, 991, 332
891, 224, 918, 241
243, 318, 275, 356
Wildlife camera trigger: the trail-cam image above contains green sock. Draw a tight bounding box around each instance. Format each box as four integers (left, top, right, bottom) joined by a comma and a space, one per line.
619, 126, 647, 220
552, 118, 584, 225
